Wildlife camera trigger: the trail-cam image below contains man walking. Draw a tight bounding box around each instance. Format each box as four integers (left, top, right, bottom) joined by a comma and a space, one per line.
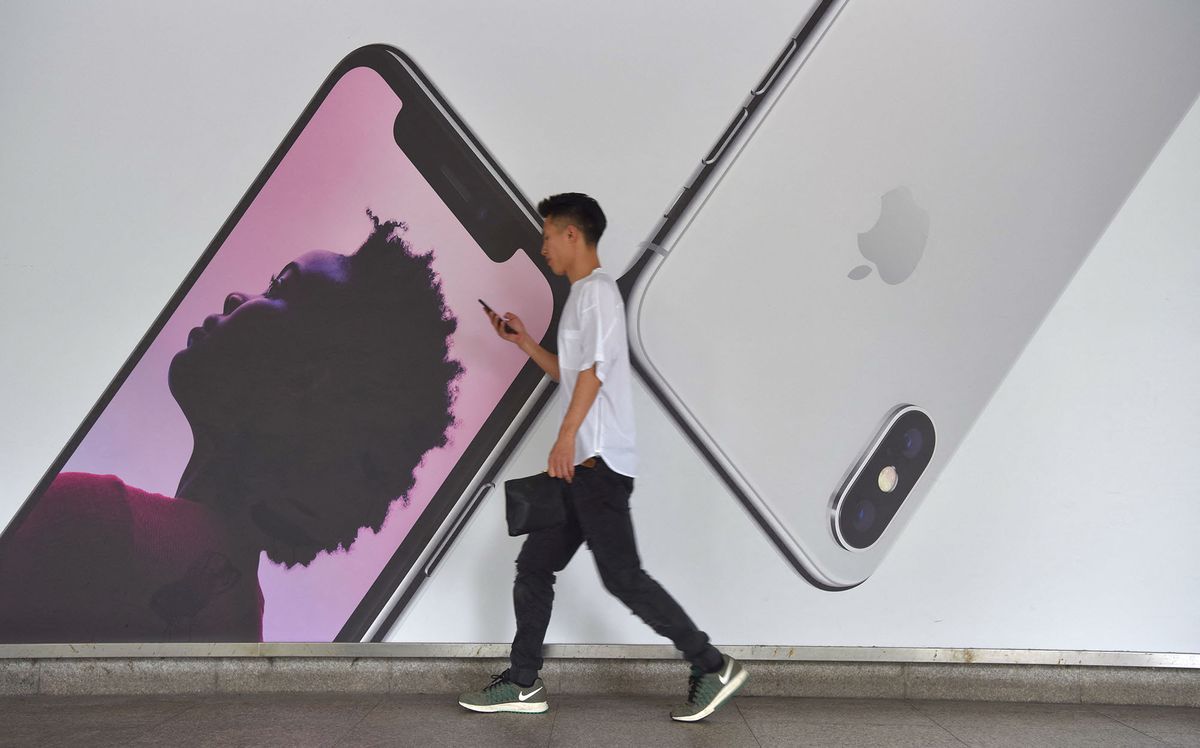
459, 193, 747, 722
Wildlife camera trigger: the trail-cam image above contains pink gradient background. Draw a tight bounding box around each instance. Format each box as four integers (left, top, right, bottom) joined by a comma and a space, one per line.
61, 66, 552, 641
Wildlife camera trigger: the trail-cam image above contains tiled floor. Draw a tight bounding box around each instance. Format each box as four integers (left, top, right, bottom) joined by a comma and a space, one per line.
2, 693, 1198, 747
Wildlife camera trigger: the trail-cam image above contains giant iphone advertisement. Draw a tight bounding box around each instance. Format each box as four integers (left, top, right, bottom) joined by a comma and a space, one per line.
2, 1, 1199, 656
625, 0, 1200, 591
0, 48, 562, 643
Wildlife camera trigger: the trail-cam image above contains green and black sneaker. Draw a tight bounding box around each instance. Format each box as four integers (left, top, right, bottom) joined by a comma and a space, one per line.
458, 670, 549, 714
670, 655, 748, 722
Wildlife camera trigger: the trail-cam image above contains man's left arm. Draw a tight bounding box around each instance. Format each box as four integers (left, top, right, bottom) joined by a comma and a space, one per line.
547, 365, 601, 482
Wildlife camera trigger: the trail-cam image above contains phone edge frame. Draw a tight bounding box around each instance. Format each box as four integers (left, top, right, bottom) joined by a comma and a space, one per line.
617, 0, 856, 591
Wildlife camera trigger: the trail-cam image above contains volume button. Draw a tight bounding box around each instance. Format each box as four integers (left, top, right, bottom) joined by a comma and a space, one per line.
425, 482, 493, 576
663, 187, 689, 222
702, 108, 749, 165
753, 38, 798, 95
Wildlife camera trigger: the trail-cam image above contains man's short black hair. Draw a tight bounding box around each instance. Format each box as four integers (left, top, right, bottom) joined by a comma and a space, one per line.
537, 192, 606, 246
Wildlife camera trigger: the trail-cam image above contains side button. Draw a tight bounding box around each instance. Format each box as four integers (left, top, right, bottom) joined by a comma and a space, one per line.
703, 108, 749, 165
424, 482, 493, 577
664, 187, 689, 222
753, 38, 798, 96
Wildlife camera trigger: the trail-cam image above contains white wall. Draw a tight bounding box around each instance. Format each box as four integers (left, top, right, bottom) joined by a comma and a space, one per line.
2, 1, 1197, 652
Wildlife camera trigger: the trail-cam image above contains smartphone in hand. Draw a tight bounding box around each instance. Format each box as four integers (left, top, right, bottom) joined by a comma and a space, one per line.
479, 298, 516, 335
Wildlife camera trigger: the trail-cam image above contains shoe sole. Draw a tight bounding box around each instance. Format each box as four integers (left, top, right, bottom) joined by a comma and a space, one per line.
458, 700, 549, 714
670, 669, 749, 723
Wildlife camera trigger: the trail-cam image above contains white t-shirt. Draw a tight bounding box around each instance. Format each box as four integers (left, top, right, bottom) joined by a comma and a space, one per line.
556, 268, 637, 477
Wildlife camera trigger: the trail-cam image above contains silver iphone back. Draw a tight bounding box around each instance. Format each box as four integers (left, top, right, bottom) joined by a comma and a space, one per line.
627, 0, 1200, 589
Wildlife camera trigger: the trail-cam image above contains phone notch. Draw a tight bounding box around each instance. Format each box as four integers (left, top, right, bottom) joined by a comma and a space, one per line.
830, 406, 936, 551
392, 107, 524, 263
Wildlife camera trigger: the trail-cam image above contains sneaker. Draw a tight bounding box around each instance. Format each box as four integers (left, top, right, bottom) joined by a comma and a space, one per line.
670, 654, 748, 722
458, 669, 549, 714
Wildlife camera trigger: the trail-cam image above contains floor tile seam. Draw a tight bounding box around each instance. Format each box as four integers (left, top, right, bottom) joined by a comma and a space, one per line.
905, 700, 973, 747
1091, 702, 1151, 720
1083, 701, 1142, 726
902, 698, 953, 731
732, 700, 764, 748
1098, 713, 1172, 745
323, 698, 383, 748
1085, 701, 1116, 719
933, 718, 974, 746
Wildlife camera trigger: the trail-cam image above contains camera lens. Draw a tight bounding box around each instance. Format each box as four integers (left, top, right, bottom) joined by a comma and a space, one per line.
851, 499, 876, 532
901, 427, 924, 459
834, 408, 935, 550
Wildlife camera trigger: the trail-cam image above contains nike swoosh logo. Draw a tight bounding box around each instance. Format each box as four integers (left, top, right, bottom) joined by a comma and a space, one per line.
518, 687, 543, 701
718, 661, 734, 685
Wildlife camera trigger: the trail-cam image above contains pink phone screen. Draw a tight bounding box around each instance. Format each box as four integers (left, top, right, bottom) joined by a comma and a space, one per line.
57, 67, 552, 640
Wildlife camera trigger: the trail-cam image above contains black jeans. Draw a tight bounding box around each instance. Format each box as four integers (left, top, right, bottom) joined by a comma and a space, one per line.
509, 457, 722, 685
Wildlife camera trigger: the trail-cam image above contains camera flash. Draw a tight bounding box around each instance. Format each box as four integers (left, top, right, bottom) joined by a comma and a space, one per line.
878, 466, 899, 493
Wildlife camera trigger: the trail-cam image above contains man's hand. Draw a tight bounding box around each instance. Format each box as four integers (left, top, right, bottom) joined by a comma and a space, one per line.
482, 306, 561, 382
484, 307, 529, 346
548, 434, 576, 483
549, 366, 600, 482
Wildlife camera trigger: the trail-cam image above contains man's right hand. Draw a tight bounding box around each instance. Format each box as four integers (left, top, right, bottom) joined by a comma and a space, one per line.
483, 307, 560, 382
484, 307, 528, 347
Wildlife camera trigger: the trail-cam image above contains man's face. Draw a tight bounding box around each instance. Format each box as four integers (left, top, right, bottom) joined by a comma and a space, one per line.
540, 216, 574, 276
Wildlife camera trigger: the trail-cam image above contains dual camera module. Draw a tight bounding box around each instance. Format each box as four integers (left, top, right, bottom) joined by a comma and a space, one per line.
831, 406, 935, 550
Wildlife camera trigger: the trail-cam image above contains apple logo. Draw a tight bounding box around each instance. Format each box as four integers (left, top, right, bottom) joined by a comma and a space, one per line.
849, 186, 930, 284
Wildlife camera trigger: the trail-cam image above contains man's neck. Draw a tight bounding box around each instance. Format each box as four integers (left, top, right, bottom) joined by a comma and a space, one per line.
567, 251, 601, 283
